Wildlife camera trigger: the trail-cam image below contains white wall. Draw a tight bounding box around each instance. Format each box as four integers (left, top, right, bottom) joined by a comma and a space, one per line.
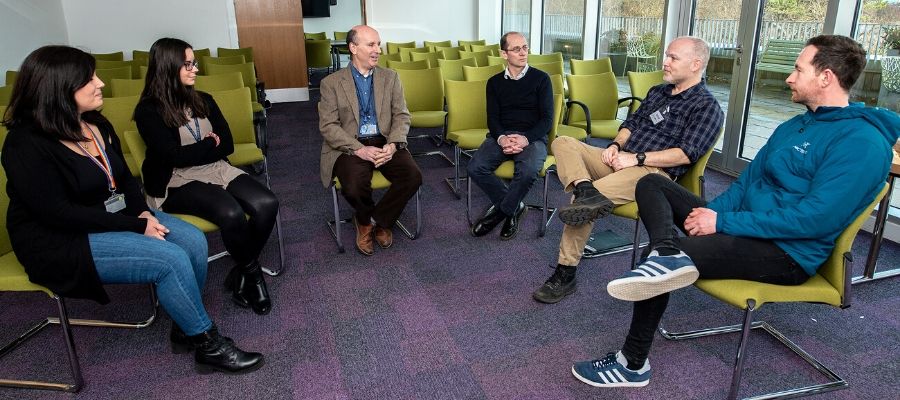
365, 0, 480, 44
61, 0, 237, 59
302, 0, 363, 38
0, 0, 68, 75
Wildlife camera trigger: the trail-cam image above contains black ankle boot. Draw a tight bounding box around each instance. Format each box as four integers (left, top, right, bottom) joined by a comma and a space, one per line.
189, 328, 264, 374
226, 260, 272, 315
170, 324, 192, 354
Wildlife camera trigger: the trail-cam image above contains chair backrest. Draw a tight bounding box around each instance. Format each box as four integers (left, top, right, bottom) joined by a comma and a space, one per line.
438, 57, 477, 81
548, 93, 564, 154
626, 70, 665, 113
333, 31, 348, 42
205, 62, 259, 103
99, 95, 140, 175
531, 61, 563, 76
674, 127, 723, 198
217, 47, 254, 63
445, 79, 488, 132
549, 74, 564, 95
305, 40, 333, 69
457, 39, 486, 51
528, 52, 563, 64
399, 47, 431, 62
110, 78, 145, 98
381, 53, 402, 63
487, 55, 507, 67
0, 167, 12, 255
566, 72, 619, 123
194, 72, 245, 93
386, 59, 429, 71
193, 48, 211, 73
132, 49, 150, 64
95, 60, 133, 71
208, 87, 255, 146
395, 67, 444, 113
95, 67, 132, 97
571, 58, 613, 75
0, 105, 8, 148
123, 130, 146, 176
386, 41, 415, 55
0, 86, 12, 107
92, 51, 124, 61
5, 70, 18, 86
410, 51, 442, 68
463, 64, 504, 81
471, 43, 501, 56
436, 46, 465, 60
139, 65, 149, 79
424, 40, 452, 52
459, 50, 491, 67
203, 55, 246, 67
305, 31, 327, 40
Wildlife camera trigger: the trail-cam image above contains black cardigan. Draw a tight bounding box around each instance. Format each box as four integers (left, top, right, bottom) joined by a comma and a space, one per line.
1, 115, 150, 303
133, 92, 235, 197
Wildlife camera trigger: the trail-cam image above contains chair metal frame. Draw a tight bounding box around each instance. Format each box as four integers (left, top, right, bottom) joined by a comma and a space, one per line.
326, 178, 422, 253
465, 166, 558, 237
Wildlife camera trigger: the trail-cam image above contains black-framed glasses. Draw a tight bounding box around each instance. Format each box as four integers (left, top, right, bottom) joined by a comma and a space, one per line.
183, 60, 199, 70
504, 45, 528, 54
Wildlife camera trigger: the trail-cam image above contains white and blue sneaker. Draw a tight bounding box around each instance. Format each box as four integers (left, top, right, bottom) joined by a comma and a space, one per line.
607, 250, 699, 301
571, 351, 651, 387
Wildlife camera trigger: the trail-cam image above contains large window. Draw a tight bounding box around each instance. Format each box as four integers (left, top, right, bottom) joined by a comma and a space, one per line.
502, 0, 532, 41
542, 0, 585, 72
596, 0, 665, 76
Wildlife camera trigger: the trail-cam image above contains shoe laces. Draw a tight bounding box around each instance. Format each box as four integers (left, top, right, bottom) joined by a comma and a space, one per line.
591, 352, 619, 370
545, 268, 570, 287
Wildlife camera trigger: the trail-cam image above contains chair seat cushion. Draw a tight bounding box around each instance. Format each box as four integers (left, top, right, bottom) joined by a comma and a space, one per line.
612, 201, 638, 220
570, 120, 621, 139
494, 155, 556, 179
447, 129, 488, 149
0, 252, 54, 296
123, 153, 140, 177
172, 214, 220, 233
410, 111, 447, 128
695, 274, 841, 309
556, 124, 587, 140
334, 170, 391, 191
228, 144, 264, 166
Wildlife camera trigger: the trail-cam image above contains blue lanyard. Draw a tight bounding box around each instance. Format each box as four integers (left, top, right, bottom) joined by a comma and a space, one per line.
76, 123, 117, 192
355, 74, 375, 122
184, 117, 202, 142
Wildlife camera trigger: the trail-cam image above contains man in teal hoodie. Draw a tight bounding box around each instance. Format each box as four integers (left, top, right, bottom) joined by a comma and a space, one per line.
571, 35, 900, 388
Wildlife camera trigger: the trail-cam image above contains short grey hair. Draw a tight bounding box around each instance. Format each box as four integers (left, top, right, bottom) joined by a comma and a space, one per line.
675, 36, 710, 69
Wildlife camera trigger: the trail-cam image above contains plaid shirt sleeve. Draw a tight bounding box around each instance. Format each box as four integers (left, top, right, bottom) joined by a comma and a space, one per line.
678, 94, 724, 164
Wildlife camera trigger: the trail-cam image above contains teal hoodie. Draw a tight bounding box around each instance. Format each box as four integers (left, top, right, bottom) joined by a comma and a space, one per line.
707, 103, 900, 276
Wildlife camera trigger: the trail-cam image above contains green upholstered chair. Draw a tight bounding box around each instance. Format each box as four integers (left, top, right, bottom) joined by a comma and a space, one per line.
95, 60, 134, 73
423, 40, 452, 52
458, 50, 491, 67
5, 70, 17, 86
381, 53, 402, 63
0, 166, 158, 393
91, 51, 124, 61
410, 51, 442, 68
394, 67, 452, 164
659, 184, 888, 400
95, 67, 132, 98
386, 59, 429, 71
435, 45, 465, 60
386, 41, 415, 55
130, 52, 149, 79
98, 95, 141, 177
528, 52, 563, 64
457, 39, 486, 51
549, 74, 587, 141
438, 57, 477, 82
330, 33, 350, 55
531, 60, 564, 77
462, 64, 504, 81
194, 72, 245, 93
109, 78, 144, 98
565, 72, 625, 139
305, 39, 334, 78
192, 48, 212, 74
0, 106, 7, 145
624, 70, 665, 114
570, 57, 613, 75
471, 43, 501, 56
487, 55, 507, 67
138, 65, 149, 79
444, 79, 489, 198
204, 62, 265, 114
465, 94, 563, 237
399, 46, 431, 62
203, 55, 246, 67
304, 31, 327, 40
0, 85, 11, 107
217, 47, 254, 63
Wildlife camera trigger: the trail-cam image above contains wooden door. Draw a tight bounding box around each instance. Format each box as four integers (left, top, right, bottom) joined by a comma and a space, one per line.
233, 0, 308, 88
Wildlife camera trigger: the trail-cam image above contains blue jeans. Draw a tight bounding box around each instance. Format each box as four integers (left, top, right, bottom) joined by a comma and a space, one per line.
467, 138, 547, 216
89, 211, 212, 336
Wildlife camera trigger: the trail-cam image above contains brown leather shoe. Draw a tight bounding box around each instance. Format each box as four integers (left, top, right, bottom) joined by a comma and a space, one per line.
374, 225, 393, 249
354, 217, 374, 256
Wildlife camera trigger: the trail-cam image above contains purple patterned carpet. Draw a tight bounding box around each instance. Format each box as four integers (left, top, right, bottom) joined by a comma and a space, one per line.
1, 96, 898, 399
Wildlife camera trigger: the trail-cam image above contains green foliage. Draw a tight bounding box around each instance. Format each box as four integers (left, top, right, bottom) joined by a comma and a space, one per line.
884, 26, 900, 50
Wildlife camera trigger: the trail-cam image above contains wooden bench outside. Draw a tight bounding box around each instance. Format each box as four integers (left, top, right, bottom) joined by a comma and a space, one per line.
756, 39, 805, 75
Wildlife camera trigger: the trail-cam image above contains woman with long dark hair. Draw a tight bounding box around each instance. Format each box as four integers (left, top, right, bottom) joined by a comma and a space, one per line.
135, 38, 277, 315
1, 45, 263, 374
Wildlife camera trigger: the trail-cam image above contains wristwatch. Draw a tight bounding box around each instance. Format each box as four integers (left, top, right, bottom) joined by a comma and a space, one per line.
636, 152, 646, 166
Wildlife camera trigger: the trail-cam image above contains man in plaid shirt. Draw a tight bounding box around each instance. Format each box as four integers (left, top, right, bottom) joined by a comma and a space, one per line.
533, 36, 724, 304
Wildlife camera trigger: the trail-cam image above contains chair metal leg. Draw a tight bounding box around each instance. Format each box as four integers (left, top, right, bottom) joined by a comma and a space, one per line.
394, 188, 422, 240
328, 185, 421, 248
256, 156, 287, 276
443, 145, 464, 199
326, 185, 345, 253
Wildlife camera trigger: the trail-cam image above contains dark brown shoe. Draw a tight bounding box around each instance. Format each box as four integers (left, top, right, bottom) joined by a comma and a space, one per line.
354, 217, 375, 256
374, 225, 393, 249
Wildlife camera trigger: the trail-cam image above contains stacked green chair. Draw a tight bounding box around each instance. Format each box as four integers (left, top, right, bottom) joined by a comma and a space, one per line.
465, 94, 563, 237
435, 45, 465, 60
399, 47, 431, 62
565, 72, 625, 139
462, 64, 504, 81
487, 55, 507, 67
0, 86, 11, 107
659, 184, 887, 400
531, 60, 564, 76
386, 41, 415, 55
438, 57, 477, 82
109, 78, 144, 98
205, 62, 265, 114
131, 51, 149, 78
458, 39, 486, 51
471, 43, 501, 56
305, 39, 334, 78
570, 58, 613, 75
381, 53, 402, 63
192, 48, 212, 75
194, 72, 245, 93
99, 95, 141, 176
459, 50, 491, 67
5, 70, 17, 85
217, 47, 254, 63
386, 59, 429, 71
330, 34, 350, 56
202, 55, 246, 69
424, 40, 452, 52
138, 65, 149, 79
0, 106, 7, 145
96, 60, 137, 80
549, 74, 587, 141
624, 70, 665, 114
304, 32, 327, 40
410, 51, 442, 68
528, 52, 564, 64
95, 66, 131, 98
394, 67, 452, 164
91, 51, 124, 61
443, 79, 490, 198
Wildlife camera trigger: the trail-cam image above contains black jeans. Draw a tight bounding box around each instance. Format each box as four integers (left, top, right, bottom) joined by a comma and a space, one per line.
620, 174, 810, 367
162, 174, 279, 266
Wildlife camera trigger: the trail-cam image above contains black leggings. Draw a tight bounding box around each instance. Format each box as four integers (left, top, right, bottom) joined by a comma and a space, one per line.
162, 174, 279, 266
620, 174, 810, 368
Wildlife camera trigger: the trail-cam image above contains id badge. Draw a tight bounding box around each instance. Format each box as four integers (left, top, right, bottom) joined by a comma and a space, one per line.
104, 193, 126, 213
359, 123, 377, 137
650, 105, 669, 125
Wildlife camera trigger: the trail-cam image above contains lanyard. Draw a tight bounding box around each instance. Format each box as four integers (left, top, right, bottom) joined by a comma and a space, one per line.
76, 123, 117, 192
354, 73, 375, 123
184, 117, 202, 142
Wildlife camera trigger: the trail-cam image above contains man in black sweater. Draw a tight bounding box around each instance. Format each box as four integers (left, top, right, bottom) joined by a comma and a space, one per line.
468, 31, 554, 240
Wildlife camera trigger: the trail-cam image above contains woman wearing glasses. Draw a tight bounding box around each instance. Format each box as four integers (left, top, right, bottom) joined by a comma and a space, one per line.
135, 38, 277, 316
1, 45, 263, 374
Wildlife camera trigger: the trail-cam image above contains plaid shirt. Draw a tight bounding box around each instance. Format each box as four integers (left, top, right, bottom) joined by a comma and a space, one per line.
619, 81, 723, 178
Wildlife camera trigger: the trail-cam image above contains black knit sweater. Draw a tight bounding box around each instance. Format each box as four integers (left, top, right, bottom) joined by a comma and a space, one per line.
485, 66, 554, 144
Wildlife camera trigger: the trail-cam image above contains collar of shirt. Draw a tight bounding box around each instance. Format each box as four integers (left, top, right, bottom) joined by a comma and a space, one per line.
664, 79, 706, 99
504, 64, 529, 80
350, 65, 374, 79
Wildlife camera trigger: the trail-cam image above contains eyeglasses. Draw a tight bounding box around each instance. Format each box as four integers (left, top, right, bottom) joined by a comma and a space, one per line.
182, 60, 199, 70
503, 45, 528, 54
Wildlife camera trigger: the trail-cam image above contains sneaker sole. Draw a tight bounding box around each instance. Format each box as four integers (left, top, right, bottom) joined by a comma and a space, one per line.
571, 366, 649, 387
558, 199, 614, 226
606, 266, 699, 302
